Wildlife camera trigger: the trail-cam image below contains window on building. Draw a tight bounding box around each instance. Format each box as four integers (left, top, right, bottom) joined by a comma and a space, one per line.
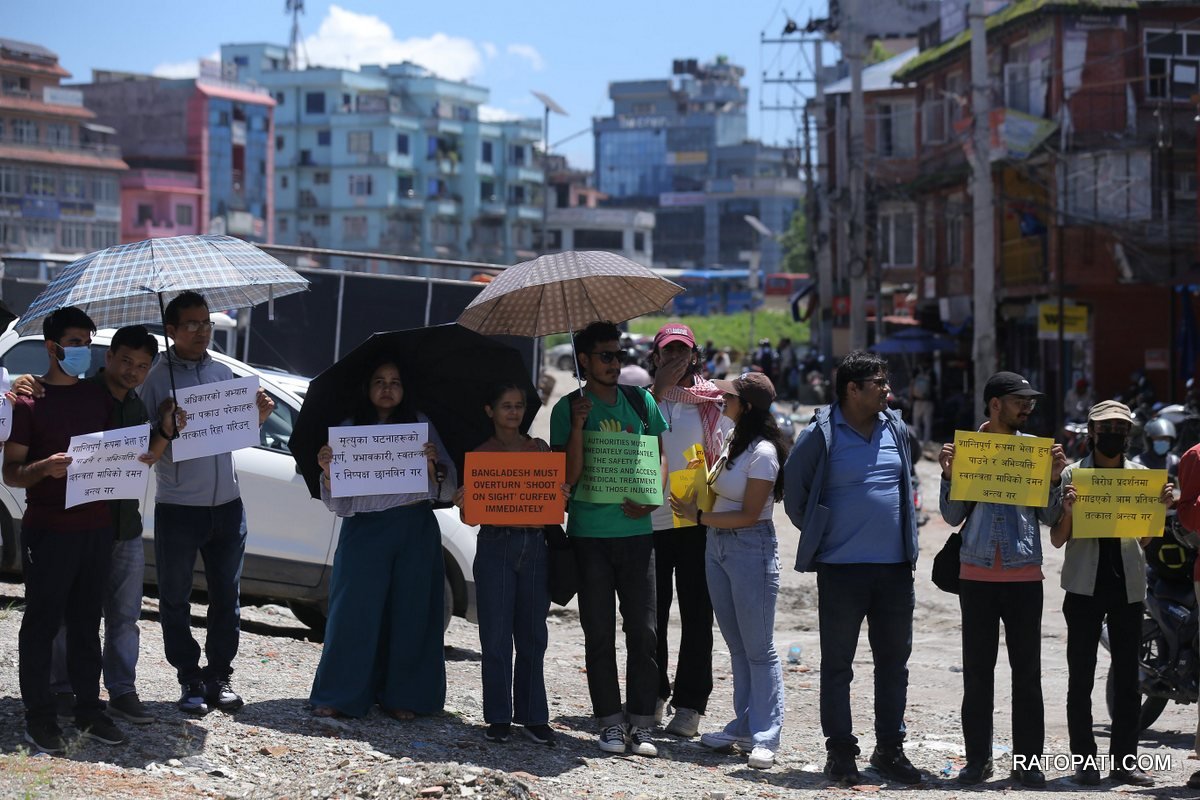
1067, 150, 1153, 221
311, 130, 327, 147
347, 131, 372, 154
91, 176, 117, 203
305, 92, 326, 114
61, 221, 88, 250
275, 135, 284, 151
314, 213, 330, 227
0, 218, 16, 247
342, 215, 368, 240
510, 185, 526, 204
273, 91, 286, 105
575, 229, 623, 249
46, 124, 71, 147
632, 103, 654, 114
0, 165, 20, 195
216, 110, 230, 127
480, 181, 495, 203
342, 93, 352, 110
61, 173, 85, 199
947, 206, 964, 266
277, 216, 288, 234
90, 222, 118, 249
26, 219, 56, 250
27, 170, 55, 196
233, 55, 249, 67
427, 177, 440, 197
396, 133, 409, 155
510, 145, 526, 166
922, 97, 946, 145
280, 175, 289, 189
348, 174, 373, 196
176, 204, 193, 226
12, 119, 38, 144
1145, 29, 1200, 100
878, 207, 916, 267
635, 232, 646, 251
481, 141, 493, 164
314, 171, 330, 185
398, 175, 414, 196
1, 75, 31, 95
876, 101, 915, 159
299, 149, 313, 166
137, 204, 154, 225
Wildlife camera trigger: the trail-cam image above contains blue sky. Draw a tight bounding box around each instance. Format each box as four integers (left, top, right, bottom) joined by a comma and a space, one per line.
7, 0, 826, 169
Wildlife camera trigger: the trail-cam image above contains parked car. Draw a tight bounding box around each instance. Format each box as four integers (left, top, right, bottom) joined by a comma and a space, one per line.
545, 342, 576, 372
0, 324, 477, 635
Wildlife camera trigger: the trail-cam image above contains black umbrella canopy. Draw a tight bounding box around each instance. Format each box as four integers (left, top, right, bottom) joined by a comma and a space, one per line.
291, 323, 540, 499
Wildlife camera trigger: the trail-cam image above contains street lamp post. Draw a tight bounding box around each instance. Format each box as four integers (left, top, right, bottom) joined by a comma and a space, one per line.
532, 91, 567, 254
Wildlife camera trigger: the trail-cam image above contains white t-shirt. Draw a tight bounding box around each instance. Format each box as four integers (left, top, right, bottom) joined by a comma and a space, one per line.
651, 400, 731, 531
712, 437, 779, 522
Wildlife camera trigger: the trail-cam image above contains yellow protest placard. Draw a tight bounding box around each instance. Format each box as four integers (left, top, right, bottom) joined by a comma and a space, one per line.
667, 443, 714, 528
1070, 468, 1168, 538
949, 430, 1054, 507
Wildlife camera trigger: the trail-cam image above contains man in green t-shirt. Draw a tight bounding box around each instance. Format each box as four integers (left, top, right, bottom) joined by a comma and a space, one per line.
550, 321, 668, 758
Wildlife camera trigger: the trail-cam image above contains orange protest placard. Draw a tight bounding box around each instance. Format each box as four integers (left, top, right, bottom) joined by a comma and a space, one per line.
463, 451, 567, 526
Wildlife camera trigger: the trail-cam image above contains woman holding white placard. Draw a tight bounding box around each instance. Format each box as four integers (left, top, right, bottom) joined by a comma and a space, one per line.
310, 358, 455, 720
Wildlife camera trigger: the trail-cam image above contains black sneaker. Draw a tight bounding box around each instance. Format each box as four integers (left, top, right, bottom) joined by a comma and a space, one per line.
824, 749, 861, 784
869, 744, 921, 784
522, 724, 556, 747
108, 692, 154, 725
204, 677, 244, 712
24, 721, 66, 754
485, 722, 511, 742
178, 682, 209, 715
79, 714, 126, 746
54, 692, 75, 726
957, 758, 994, 785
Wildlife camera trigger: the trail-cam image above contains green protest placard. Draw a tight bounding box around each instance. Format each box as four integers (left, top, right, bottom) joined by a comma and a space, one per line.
574, 432, 662, 505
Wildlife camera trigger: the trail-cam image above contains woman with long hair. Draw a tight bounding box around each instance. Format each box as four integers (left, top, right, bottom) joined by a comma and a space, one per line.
670, 372, 788, 771
310, 358, 456, 720
453, 384, 559, 746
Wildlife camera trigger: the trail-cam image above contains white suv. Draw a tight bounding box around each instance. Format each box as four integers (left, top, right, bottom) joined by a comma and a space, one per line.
0, 324, 477, 634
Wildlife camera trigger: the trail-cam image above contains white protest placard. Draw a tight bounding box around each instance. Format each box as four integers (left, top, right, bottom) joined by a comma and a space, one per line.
329, 423, 428, 498
65, 424, 152, 509
172, 376, 260, 462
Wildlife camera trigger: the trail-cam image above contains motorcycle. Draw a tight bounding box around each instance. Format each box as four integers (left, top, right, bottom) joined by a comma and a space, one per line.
1101, 515, 1200, 731
1059, 420, 1091, 462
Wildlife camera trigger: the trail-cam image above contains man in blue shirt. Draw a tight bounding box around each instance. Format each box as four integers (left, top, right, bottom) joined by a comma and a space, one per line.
784, 351, 920, 785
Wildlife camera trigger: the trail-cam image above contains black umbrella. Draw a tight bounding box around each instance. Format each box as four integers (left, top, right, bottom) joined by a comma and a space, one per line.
291, 323, 540, 499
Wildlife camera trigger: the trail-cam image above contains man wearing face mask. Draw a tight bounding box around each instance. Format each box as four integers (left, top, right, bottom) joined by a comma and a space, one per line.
1050, 401, 1171, 786
1132, 418, 1180, 479
3, 307, 124, 753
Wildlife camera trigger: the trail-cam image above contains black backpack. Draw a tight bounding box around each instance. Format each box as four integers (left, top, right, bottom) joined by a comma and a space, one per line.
618, 384, 652, 434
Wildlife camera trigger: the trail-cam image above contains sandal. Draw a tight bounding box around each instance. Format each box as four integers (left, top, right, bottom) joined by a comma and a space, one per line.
311, 705, 343, 718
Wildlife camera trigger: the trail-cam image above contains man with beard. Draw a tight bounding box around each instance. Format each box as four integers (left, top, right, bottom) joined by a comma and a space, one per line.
939, 372, 1067, 787
550, 321, 668, 758
647, 324, 730, 738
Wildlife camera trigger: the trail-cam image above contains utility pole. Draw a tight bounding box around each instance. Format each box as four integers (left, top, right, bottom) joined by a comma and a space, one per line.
969, 0, 996, 418
813, 40, 834, 365
847, 0, 869, 352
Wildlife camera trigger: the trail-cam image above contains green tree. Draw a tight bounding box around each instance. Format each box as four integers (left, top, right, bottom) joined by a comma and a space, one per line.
778, 210, 809, 274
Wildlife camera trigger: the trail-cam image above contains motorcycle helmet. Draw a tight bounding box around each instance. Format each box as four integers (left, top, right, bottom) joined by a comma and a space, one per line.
1145, 417, 1177, 441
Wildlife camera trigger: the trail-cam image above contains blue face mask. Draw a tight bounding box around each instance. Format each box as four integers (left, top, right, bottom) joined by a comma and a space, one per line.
56, 345, 91, 376
1153, 439, 1171, 456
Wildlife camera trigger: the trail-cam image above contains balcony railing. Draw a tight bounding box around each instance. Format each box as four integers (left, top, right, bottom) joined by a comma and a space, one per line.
0, 134, 121, 158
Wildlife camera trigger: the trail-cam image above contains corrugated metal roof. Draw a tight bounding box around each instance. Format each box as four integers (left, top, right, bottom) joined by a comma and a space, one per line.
823, 48, 920, 95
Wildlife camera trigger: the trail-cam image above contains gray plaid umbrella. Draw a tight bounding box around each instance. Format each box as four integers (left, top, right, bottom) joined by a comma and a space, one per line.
15, 235, 309, 334
456, 250, 682, 337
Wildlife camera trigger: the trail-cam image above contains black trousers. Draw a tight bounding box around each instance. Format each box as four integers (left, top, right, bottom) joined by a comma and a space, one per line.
574, 534, 658, 727
1063, 588, 1143, 760
959, 579, 1044, 763
19, 525, 113, 725
654, 525, 714, 714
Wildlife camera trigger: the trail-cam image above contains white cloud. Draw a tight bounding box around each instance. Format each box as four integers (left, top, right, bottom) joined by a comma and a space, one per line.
506, 44, 545, 72
303, 5, 483, 81
479, 105, 524, 123
481, 42, 498, 59
152, 50, 219, 79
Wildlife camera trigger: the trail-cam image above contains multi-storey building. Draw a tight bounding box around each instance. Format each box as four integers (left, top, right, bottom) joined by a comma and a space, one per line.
78, 64, 274, 245
0, 38, 124, 255
543, 154, 654, 267
593, 57, 801, 271
221, 43, 544, 271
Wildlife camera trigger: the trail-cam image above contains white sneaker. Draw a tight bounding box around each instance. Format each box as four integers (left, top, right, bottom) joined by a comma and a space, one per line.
665, 707, 701, 738
629, 725, 658, 757
700, 729, 753, 751
598, 724, 627, 754
748, 746, 775, 770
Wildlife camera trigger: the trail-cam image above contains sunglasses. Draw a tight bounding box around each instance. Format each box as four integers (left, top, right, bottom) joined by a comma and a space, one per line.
590, 350, 625, 364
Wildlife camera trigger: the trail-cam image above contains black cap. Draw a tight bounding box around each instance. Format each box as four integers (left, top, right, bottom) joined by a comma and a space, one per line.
984, 371, 1044, 403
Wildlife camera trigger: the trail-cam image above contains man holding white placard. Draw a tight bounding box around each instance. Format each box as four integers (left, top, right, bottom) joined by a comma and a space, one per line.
139, 291, 274, 716
4, 307, 124, 752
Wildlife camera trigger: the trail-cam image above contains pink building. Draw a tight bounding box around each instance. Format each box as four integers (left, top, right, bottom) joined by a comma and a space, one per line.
119, 169, 202, 243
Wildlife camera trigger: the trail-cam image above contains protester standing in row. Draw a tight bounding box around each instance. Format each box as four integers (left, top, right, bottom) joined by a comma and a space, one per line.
312, 359, 455, 720
783, 350, 921, 785
454, 384, 556, 746
550, 321, 668, 758
648, 324, 729, 738
139, 291, 274, 715
671, 372, 786, 770
1051, 400, 1164, 787
939, 371, 1066, 787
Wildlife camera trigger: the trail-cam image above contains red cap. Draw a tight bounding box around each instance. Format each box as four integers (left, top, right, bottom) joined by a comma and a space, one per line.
654, 323, 695, 350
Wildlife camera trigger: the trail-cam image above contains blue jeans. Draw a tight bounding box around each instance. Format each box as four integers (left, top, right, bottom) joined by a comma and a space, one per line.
51, 536, 145, 698
154, 499, 246, 686
473, 526, 550, 725
706, 520, 784, 750
815, 562, 915, 754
